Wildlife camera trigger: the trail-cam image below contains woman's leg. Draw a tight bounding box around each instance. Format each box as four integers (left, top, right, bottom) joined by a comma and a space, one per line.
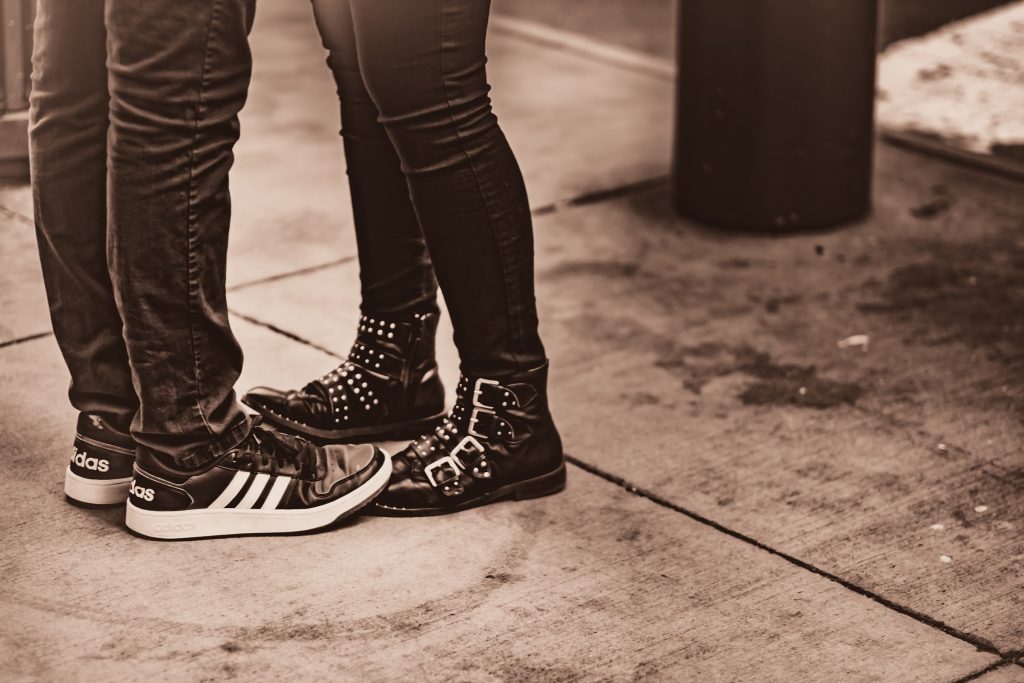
348, 0, 545, 378
242, 0, 448, 443
312, 0, 437, 317
344, 0, 563, 515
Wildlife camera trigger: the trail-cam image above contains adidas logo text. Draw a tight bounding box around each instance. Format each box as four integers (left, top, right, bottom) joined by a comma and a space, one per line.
130, 480, 155, 502
71, 447, 110, 473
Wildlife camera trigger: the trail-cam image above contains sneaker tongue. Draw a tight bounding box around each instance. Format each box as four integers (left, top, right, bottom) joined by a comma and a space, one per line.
248, 427, 318, 478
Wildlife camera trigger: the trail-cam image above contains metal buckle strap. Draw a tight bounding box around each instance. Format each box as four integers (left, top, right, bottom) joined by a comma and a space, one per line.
450, 435, 486, 469
471, 377, 520, 410
423, 455, 463, 490
467, 407, 514, 441
423, 435, 491, 494
451, 435, 491, 479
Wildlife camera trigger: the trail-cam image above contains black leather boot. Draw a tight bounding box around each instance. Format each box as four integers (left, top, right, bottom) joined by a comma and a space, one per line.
243, 311, 446, 443
373, 361, 565, 516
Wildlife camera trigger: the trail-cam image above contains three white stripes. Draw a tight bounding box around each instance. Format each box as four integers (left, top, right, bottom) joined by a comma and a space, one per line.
209, 471, 292, 510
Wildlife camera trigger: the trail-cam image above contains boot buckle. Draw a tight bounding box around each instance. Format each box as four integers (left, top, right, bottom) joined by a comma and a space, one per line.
472, 378, 501, 409
451, 435, 491, 480
467, 407, 493, 439
424, 455, 464, 495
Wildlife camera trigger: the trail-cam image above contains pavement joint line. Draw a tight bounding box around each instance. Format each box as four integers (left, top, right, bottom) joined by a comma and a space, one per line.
227, 256, 357, 293
490, 14, 675, 81
564, 455, 1006, 657
0, 331, 52, 350
532, 175, 671, 217
950, 654, 1024, 683
0, 203, 33, 226
228, 309, 342, 360
220, 175, 671, 296
880, 130, 1024, 184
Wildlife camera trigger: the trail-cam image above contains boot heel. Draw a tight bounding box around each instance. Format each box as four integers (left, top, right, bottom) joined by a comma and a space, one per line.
513, 464, 567, 501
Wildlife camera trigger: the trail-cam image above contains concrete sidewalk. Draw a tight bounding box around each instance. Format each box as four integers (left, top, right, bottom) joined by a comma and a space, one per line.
1, 1, 1022, 680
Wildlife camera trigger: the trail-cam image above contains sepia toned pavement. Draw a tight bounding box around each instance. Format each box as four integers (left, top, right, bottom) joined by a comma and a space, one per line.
1, 1, 1022, 680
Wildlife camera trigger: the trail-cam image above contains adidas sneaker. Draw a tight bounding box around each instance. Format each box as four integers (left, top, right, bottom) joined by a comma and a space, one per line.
125, 422, 391, 540
65, 413, 136, 506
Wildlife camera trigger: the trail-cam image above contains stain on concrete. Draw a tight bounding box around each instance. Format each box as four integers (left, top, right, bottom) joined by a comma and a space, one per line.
543, 260, 640, 280
484, 572, 519, 584
910, 184, 955, 219
739, 368, 864, 410
917, 63, 954, 81
856, 233, 1024, 366
617, 528, 642, 542
656, 342, 864, 409
622, 391, 661, 406
494, 658, 583, 683
764, 294, 802, 313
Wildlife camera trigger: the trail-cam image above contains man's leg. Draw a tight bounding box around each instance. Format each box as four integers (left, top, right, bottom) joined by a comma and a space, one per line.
105, 0, 255, 462
30, 0, 139, 505
30, 0, 136, 426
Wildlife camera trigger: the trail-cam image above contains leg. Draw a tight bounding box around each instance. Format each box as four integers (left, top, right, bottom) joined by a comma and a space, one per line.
242, 0, 448, 442
312, 0, 437, 317
343, 0, 563, 515
348, 0, 545, 378
105, 0, 255, 462
29, 0, 136, 428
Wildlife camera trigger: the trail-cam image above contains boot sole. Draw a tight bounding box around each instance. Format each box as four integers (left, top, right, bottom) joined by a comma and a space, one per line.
372, 462, 567, 517
242, 398, 445, 444
64, 467, 132, 507
124, 450, 392, 540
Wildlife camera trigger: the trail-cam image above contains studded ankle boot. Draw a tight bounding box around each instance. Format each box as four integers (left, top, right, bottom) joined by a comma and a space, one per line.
243, 311, 446, 443
373, 361, 565, 516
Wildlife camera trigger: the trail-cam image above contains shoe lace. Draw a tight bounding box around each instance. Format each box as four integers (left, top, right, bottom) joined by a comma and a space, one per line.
238, 425, 316, 478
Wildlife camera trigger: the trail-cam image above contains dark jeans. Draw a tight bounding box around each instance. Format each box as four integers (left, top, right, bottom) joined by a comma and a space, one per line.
30, 0, 254, 462
312, 0, 546, 377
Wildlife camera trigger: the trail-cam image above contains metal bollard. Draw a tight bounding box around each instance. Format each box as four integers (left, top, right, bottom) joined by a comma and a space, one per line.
0, 0, 35, 181
673, 0, 879, 231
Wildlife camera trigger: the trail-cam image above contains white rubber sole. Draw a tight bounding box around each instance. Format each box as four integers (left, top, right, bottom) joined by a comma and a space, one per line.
64, 467, 132, 506
124, 451, 392, 540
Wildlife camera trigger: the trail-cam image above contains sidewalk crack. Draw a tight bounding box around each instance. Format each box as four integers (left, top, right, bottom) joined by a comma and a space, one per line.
228, 310, 342, 360
566, 454, 1007, 657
